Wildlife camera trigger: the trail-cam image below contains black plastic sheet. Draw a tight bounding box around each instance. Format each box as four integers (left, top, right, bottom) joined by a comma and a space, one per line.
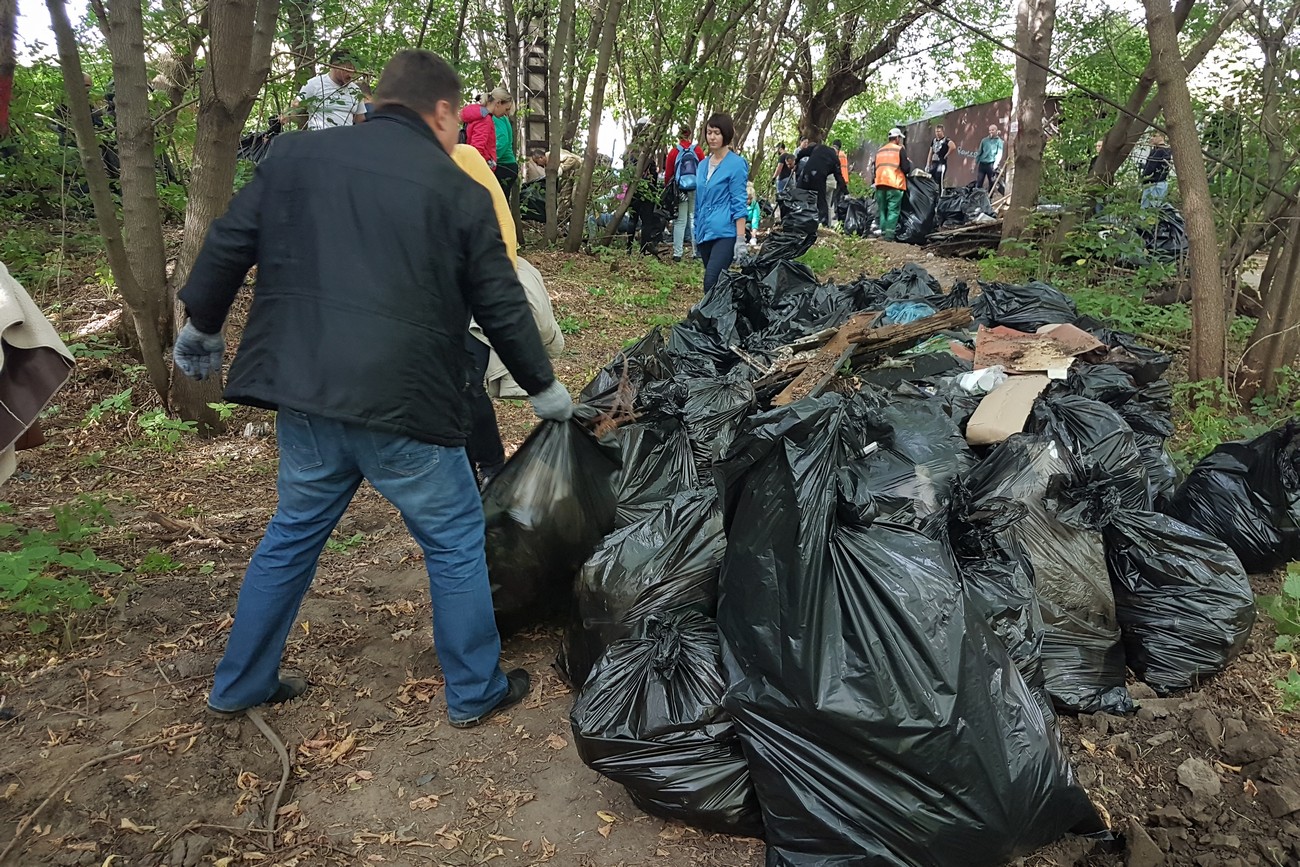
972, 281, 1080, 331
881, 262, 941, 300
483, 409, 622, 637
611, 415, 699, 527
579, 327, 675, 413
570, 611, 764, 838
965, 436, 1134, 714
754, 188, 819, 269
561, 490, 724, 688
1166, 420, 1300, 573
716, 397, 1100, 866
895, 174, 940, 245
1104, 510, 1256, 695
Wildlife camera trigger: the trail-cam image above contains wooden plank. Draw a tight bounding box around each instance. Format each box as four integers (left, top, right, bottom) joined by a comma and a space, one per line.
772, 311, 880, 406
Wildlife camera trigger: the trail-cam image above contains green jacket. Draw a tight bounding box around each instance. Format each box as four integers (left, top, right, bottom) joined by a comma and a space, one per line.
494, 116, 517, 165
977, 135, 1004, 165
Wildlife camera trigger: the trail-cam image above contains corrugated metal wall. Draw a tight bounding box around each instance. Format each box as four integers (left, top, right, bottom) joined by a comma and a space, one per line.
905, 97, 1014, 189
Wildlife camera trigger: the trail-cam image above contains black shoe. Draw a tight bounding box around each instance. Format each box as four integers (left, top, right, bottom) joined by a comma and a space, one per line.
449, 669, 530, 729
673, 255, 682, 263
207, 676, 309, 718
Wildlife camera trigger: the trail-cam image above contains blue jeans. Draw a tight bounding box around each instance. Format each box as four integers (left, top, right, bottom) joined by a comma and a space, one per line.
673, 190, 695, 258
776, 177, 790, 195
1141, 181, 1168, 209
697, 238, 735, 294
209, 409, 508, 721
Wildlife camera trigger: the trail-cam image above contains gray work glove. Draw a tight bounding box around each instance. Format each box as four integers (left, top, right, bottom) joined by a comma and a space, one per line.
529, 379, 574, 422
733, 238, 747, 261
173, 321, 225, 381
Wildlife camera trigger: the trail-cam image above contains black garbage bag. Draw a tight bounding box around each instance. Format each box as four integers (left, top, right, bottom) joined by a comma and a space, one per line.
965, 436, 1134, 714
1104, 510, 1256, 695
1078, 321, 1172, 383
520, 180, 546, 222
895, 174, 940, 245
682, 376, 756, 474
237, 117, 281, 163
560, 490, 725, 688
1165, 420, 1300, 573
972, 280, 1080, 330
611, 415, 699, 527
936, 186, 994, 225
1028, 395, 1151, 511
928, 279, 972, 310
1140, 204, 1189, 262
1137, 433, 1179, 511
946, 484, 1053, 722
483, 409, 622, 637
842, 197, 872, 237
880, 262, 941, 300
570, 611, 764, 838
754, 188, 819, 269
579, 327, 674, 412
667, 271, 752, 366
716, 396, 1101, 866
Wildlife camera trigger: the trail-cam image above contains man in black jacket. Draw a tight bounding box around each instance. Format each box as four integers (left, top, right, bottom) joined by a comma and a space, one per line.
173, 49, 572, 728
1140, 132, 1173, 209
794, 138, 847, 226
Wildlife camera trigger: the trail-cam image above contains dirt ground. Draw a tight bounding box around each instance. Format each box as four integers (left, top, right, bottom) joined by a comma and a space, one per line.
1, 233, 1297, 867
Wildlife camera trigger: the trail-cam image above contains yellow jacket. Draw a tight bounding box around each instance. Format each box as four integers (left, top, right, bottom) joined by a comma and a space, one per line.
452, 144, 516, 267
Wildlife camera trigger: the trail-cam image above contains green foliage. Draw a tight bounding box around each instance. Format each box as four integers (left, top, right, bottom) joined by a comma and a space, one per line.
137, 548, 182, 575
85, 388, 134, 425
1260, 565, 1300, 712
943, 39, 1014, 108
63, 335, 120, 360
796, 247, 836, 275
138, 410, 198, 451
207, 402, 239, 422
0, 496, 121, 634
326, 532, 366, 554
558, 314, 589, 334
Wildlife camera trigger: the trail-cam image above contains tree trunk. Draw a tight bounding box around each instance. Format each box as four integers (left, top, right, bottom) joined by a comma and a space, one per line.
795, 6, 924, 141
1143, 0, 1225, 382
544, 0, 575, 244
104, 0, 170, 342
285, 0, 315, 90
46, 0, 170, 398
1000, 0, 1056, 248
565, 0, 623, 252
0, 0, 15, 139
169, 0, 281, 432
1238, 206, 1300, 402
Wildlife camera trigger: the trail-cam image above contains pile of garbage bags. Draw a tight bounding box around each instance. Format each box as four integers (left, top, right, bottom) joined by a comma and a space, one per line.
480, 202, 1265, 861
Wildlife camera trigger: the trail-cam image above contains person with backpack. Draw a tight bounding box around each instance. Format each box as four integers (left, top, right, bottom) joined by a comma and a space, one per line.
795, 138, 847, 226
665, 125, 705, 262
693, 112, 749, 293
869, 127, 914, 241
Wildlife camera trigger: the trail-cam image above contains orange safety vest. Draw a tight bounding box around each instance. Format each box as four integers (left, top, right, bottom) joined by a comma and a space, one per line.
874, 142, 907, 191
838, 150, 850, 182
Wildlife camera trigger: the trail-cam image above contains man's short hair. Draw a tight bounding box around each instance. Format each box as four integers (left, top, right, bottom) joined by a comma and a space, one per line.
833, 139, 842, 149
373, 50, 461, 116
328, 48, 356, 66
705, 113, 735, 146
935, 124, 944, 132
528, 147, 546, 159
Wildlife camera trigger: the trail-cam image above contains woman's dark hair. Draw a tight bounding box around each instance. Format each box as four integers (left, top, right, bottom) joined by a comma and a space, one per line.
704, 113, 735, 146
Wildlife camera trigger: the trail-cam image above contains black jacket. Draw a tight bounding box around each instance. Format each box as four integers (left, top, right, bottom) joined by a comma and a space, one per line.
179, 106, 555, 447
1141, 146, 1172, 185
794, 143, 847, 189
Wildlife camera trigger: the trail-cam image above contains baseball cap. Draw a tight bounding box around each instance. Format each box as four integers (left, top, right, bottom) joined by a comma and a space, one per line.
888, 127, 903, 138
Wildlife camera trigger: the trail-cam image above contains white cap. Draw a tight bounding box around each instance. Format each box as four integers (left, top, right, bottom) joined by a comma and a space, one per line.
888, 127, 903, 138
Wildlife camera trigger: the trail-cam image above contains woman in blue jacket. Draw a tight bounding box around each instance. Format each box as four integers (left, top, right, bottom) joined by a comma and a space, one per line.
693, 113, 749, 293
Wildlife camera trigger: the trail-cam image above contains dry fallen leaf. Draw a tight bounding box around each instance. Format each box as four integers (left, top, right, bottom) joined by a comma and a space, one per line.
328, 734, 357, 763
597, 824, 612, 839
544, 733, 567, 751
1244, 779, 1260, 797
0, 782, 17, 801
596, 810, 618, 823
119, 817, 156, 833
1080, 737, 1097, 754
409, 795, 441, 811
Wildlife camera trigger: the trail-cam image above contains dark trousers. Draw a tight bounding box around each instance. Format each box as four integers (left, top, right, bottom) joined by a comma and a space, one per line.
929, 162, 947, 189
798, 182, 829, 226
627, 196, 661, 254
698, 238, 735, 294
978, 161, 998, 192
466, 338, 505, 482
496, 162, 518, 201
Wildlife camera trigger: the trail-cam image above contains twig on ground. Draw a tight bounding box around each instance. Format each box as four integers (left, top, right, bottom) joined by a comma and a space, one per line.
246, 709, 291, 852
0, 726, 204, 863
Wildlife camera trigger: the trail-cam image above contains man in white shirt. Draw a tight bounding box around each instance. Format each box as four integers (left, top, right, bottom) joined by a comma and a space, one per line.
285, 50, 366, 130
